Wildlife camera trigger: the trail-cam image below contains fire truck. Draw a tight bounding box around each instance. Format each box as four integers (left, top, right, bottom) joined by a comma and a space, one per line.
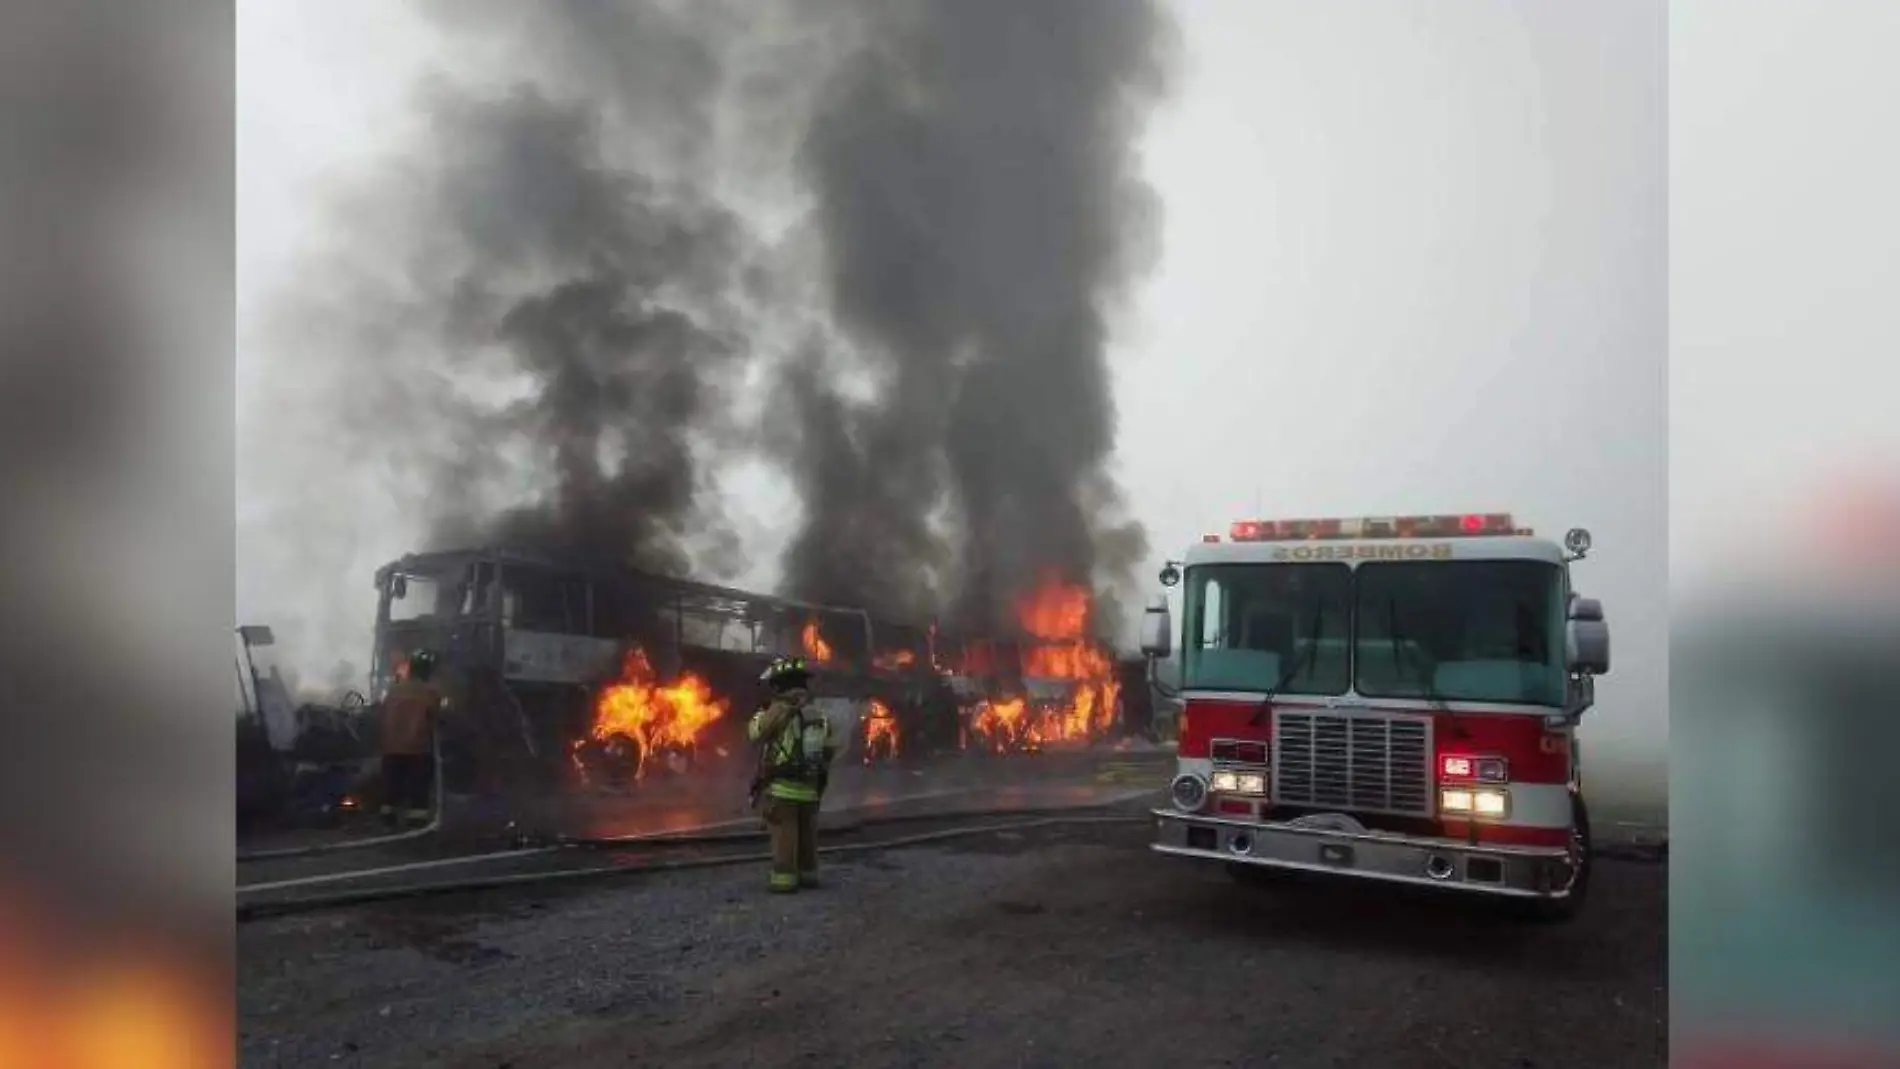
1141, 513, 1611, 920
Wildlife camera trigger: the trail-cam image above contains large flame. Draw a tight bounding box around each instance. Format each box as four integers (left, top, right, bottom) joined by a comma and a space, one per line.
862, 698, 900, 763
801, 619, 834, 663
1012, 576, 1122, 747
577, 648, 728, 779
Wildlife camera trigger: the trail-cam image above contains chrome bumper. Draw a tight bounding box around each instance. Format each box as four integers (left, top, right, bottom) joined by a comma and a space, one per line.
1151, 809, 1574, 899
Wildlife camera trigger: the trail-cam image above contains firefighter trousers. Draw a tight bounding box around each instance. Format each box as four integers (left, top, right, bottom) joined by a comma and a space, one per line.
761, 795, 819, 892
379, 753, 433, 825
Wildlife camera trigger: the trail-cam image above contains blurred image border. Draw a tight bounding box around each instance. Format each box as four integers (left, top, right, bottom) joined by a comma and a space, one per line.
0, 1, 237, 1066
1670, 0, 1900, 1063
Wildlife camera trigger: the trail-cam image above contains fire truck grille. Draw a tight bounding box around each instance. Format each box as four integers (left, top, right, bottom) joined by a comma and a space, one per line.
1272, 710, 1432, 817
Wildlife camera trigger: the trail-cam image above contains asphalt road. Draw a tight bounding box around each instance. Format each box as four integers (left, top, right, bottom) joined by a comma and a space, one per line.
238, 812, 1666, 1069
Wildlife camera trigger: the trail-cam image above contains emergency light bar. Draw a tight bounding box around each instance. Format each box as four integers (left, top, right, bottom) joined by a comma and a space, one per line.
1227, 514, 1527, 543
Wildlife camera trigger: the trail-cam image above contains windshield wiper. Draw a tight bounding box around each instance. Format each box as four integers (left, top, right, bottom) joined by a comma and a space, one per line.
1387, 598, 1469, 739
1249, 607, 1324, 726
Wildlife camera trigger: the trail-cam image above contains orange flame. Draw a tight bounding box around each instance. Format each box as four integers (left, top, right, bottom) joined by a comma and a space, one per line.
971, 697, 1041, 753
1012, 576, 1121, 746
1016, 577, 1091, 641
801, 619, 834, 663
577, 648, 729, 780
862, 699, 900, 763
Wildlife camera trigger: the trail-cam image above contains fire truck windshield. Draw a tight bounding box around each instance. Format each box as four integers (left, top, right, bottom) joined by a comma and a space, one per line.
1355, 561, 1565, 706
1182, 563, 1352, 695
1180, 559, 1567, 706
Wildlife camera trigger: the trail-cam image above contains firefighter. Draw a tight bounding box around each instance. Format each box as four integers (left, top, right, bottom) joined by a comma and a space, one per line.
379, 648, 447, 829
747, 655, 836, 893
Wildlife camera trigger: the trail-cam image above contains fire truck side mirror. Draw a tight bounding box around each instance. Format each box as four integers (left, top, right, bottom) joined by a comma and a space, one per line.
1568, 596, 1604, 622
1566, 618, 1610, 675
1139, 595, 1173, 659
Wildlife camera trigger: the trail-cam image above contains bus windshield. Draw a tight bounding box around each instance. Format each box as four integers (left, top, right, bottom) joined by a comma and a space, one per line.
1181, 563, 1352, 695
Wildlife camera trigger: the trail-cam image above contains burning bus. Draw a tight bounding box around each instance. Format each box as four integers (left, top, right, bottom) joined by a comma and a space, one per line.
368, 547, 886, 794
1144, 514, 1611, 920
932, 578, 1128, 755
368, 548, 1140, 801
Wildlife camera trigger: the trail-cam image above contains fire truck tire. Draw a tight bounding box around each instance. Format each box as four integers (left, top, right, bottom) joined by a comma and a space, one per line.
1522, 793, 1593, 923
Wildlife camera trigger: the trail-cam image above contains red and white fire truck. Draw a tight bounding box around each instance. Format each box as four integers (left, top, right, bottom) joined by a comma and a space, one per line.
1141, 513, 1611, 920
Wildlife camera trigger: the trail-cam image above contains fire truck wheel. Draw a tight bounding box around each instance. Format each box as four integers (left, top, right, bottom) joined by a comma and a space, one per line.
1522, 793, 1593, 923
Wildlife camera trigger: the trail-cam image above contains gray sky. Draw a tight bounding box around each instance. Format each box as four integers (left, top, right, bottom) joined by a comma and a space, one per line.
238, 1, 1665, 764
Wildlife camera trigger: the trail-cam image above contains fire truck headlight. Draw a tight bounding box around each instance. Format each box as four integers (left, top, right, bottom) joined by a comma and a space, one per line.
1209, 770, 1267, 796
1441, 788, 1509, 817
1170, 773, 1210, 812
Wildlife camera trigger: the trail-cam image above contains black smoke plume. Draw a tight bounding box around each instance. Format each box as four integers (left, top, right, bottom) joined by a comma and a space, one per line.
256, 5, 753, 586
244, 0, 1171, 669
776, 0, 1171, 636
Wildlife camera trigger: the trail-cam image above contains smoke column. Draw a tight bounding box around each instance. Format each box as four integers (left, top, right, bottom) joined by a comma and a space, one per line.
243, 0, 756, 643
777, 0, 1172, 636
242, 0, 1174, 672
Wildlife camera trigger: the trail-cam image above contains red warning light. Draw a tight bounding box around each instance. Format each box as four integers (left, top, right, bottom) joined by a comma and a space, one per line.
1224, 513, 1519, 542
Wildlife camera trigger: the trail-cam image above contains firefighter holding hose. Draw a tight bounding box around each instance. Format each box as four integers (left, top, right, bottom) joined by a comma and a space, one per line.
379, 648, 447, 829
747, 656, 836, 893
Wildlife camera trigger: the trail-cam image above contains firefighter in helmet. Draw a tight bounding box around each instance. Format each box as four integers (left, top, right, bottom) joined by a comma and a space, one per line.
379, 648, 447, 829
747, 655, 836, 893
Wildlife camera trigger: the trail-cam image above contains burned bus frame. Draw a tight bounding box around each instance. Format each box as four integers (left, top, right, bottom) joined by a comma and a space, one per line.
370, 548, 1141, 794
370, 547, 895, 791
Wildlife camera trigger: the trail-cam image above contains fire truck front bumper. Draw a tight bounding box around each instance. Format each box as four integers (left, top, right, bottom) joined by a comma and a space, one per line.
1151, 809, 1577, 899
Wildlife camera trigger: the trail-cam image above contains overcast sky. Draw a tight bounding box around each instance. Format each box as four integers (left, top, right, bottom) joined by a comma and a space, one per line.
237, 1, 1666, 765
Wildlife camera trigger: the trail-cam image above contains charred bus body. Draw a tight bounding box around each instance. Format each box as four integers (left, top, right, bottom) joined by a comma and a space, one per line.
368, 548, 970, 797
926, 631, 1131, 753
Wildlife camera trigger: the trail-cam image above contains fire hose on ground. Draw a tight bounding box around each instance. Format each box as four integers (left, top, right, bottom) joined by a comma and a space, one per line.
236, 738, 446, 863
236, 786, 1164, 895
237, 792, 1163, 892
236, 811, 1153, 921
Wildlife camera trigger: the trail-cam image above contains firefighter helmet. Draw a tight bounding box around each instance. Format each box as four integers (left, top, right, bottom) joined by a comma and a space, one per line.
759, 655, 810, 688
408, 648, 438, 681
